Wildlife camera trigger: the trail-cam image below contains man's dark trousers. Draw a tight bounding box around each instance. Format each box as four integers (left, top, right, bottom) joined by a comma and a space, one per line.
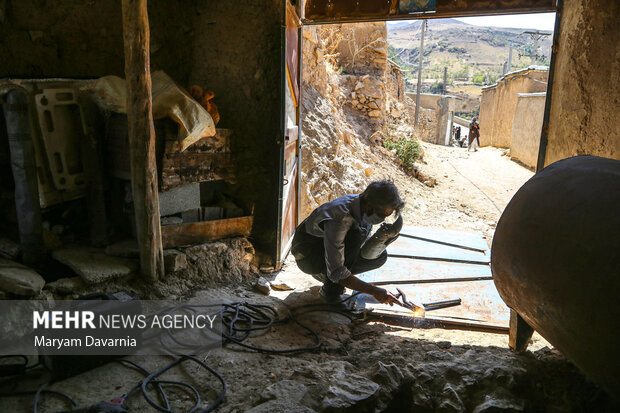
291, 224, 387, 296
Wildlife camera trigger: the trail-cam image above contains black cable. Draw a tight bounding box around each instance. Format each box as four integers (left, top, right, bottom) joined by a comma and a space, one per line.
0, 297, 360, 413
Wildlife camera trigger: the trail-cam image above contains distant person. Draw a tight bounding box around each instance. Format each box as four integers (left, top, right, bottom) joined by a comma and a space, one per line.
468, 117, 480, 152
455, 126, 462, 147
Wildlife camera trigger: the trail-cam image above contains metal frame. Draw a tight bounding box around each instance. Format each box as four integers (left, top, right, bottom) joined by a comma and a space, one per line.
536, 0, 563, 173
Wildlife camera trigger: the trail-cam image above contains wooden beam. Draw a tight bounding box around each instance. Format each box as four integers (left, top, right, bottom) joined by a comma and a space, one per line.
122, 0, 164, 281
508, 309, 535, 352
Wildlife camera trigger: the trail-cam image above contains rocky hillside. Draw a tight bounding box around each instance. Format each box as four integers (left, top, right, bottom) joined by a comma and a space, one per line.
388, 19, 553, 90
300, 23, 432, 219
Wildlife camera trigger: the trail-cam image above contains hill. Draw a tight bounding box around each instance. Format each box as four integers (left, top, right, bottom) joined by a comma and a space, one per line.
388, 19, 552, 90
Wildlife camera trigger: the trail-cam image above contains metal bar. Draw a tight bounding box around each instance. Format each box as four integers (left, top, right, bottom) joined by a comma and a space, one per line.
366, 312, 509, 335
369, 276, 492, 286
414, 20, 426, 128
388, 253, 489, 266
399, 233, 487, 253
423, 298, 462, 311
536, 0, 563, 172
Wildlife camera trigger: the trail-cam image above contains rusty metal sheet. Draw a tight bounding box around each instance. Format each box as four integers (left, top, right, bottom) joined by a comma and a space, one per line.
360, 280, 510, 326
303, 0, 556, 24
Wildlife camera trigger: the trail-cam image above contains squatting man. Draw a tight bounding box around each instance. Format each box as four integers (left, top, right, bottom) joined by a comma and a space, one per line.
291, 180, 404, 305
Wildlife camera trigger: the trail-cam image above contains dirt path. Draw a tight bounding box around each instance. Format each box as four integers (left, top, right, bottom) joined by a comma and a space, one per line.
377, 143, 535, 246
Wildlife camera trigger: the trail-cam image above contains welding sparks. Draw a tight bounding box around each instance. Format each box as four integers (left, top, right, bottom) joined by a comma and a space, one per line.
413, 306, 425, 318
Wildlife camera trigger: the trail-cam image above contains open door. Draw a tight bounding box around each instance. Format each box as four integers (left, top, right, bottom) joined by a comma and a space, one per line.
276, 0, 303, 267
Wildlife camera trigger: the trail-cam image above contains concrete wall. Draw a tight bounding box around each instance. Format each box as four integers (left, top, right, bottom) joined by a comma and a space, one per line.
511, 93, 547, 169
406, 93, 456, 145
479, 67, 548, 148
0, 0, 194, 84
189, 0, 283, 258
544, 0, 620, 166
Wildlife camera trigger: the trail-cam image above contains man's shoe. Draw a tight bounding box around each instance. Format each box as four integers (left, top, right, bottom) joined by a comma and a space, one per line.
319, 284, 345, 304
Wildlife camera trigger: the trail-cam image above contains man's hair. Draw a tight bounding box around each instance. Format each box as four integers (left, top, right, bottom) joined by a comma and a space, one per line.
360, 180, 405, 212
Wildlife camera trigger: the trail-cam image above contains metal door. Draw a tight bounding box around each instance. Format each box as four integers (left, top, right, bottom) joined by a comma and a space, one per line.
277, 0, 303, 266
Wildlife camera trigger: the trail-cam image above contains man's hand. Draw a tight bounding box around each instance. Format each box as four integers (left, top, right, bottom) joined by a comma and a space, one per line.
372, 287, 401, 306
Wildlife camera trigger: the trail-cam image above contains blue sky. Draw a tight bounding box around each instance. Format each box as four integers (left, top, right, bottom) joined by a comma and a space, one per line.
455, 13, 556, 31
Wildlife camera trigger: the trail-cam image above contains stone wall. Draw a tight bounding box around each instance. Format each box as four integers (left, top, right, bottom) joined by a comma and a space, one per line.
479, 67, 548, 148
544, 0, 620, 166
511, 93, 546, 169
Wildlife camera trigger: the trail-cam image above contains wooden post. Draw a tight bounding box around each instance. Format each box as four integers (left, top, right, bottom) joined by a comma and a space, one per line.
121, 0, 164, 281
509, 309, 535, 353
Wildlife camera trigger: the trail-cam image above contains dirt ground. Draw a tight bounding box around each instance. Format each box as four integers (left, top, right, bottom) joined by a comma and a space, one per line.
387, 142, 535, 247
3, 143, 618, 412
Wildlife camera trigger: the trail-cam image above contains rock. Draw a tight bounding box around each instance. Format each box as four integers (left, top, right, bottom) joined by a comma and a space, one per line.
437, 341, 452, 349
161, 216, 183, 226
261, 380, 307, 402
372, 362, 403, 393
350, 99, 359, 106
163, 249, 187, 273
44, 277, 85, 294
0, 238, 20, 260
438, 383, 465, 412
391, 108, 400, 117
52, 247, 138, 285
0, 258, 45, 296
355, 81, 364, 90
247, 400, 315, 413
105, 239, 140, 258
351, 92, 356, 99
367, 101, 379, 109
364, 168, 373, 178
270, 280, 294, 291
321, 372, 380, 411
368, 110, 382, 118
254, 276, 270, 295
472, 395, 524, 413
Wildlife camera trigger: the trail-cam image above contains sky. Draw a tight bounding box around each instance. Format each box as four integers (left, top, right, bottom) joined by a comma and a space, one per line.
455, 13, 556, 31
388, 13, 556, 32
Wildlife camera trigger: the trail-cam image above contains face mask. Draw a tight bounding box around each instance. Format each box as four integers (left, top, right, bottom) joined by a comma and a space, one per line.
363, 212, 385, 225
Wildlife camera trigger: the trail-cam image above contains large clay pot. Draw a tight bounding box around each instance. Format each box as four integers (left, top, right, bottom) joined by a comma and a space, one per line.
492, 155, 620, 398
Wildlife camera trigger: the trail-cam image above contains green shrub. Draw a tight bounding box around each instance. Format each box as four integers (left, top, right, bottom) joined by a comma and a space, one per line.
384, 136, 421, 171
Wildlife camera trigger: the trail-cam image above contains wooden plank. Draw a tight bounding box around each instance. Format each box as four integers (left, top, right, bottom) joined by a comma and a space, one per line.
161, 216, 253, 248
122, 0, 164, 281
78, 92, 108, 247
